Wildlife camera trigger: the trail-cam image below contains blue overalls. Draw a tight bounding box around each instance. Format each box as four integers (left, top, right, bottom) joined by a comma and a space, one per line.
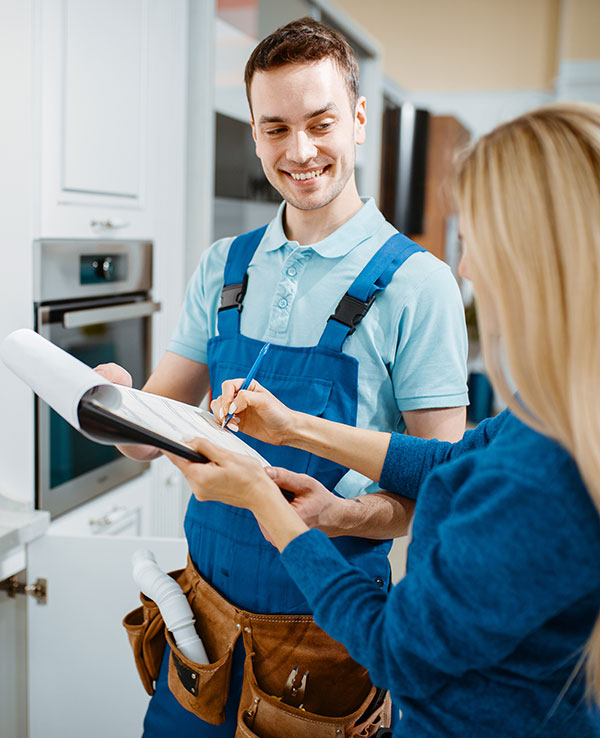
143, 226, 424, 736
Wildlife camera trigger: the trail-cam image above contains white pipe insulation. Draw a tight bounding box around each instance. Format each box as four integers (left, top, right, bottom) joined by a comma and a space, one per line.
132, 549, 208, 664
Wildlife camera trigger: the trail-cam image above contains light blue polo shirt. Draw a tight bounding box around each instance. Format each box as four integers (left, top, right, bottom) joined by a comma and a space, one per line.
169, 198, 468, 497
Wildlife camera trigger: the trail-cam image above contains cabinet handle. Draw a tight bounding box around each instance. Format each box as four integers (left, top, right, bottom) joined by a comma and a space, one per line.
90, 219, 130, 229
89, 505, 132, 530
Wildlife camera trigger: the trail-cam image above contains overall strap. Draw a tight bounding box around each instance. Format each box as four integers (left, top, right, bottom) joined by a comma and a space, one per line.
318, 233, 426, 352
217, 225, 268, 336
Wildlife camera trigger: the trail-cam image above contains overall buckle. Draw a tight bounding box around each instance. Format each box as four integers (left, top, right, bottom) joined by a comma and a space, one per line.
329, 292, 376, 335
218, 274, 248, 313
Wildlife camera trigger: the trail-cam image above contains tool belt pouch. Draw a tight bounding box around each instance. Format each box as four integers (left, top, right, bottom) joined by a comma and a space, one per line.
164, 564, 242, 725
122, 587, 170, 696
236, 616, 391, 738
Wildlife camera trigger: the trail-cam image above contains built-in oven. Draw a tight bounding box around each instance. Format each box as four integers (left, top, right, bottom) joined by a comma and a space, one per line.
33, 239, 160, 519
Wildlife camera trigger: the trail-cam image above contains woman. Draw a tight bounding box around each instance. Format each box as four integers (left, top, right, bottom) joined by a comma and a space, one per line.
166, 103, 600, 737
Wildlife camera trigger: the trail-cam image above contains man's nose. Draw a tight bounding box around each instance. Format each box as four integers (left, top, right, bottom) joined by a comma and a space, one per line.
287, 131, 317, 164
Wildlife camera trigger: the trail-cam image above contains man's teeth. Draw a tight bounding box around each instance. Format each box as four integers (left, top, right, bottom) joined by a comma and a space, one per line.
290, 168, 324, 181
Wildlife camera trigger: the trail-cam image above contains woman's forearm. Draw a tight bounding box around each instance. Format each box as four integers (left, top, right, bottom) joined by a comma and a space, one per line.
285, 412, 392, 483
253, 484, 310, 551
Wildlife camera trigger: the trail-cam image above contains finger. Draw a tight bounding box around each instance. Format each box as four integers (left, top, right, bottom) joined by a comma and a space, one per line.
265, 467, 313, 494
226, 416, 240, 430
230, 387, 269, 414
219, 378, 246, 407
163, 449, 192, 472
210, 397, 225, 421
183, 436, 233, 464
162, 450, 220, 499
93, 363, 132, 386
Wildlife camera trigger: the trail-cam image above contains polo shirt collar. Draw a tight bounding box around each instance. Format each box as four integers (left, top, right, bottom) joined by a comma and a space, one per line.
261, 198, 385, 257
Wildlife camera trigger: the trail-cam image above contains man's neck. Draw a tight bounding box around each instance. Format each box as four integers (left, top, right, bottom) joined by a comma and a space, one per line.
283, 186, 364, 246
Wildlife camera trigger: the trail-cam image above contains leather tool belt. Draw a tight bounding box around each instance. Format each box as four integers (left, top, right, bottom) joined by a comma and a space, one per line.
123, 556, 391, 737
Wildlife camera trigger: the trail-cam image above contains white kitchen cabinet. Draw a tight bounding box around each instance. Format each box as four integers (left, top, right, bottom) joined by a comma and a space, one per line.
47, 470, 151, 535
26, 532, 187, 738
0, 578, 27, 738
37, 0, 181, 240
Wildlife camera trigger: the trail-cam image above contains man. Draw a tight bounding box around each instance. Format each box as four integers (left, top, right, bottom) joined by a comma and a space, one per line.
101, 17, 468, 736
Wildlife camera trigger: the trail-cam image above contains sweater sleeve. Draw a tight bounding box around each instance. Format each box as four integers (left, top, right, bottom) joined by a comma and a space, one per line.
380, 409, 510, 498
281, 466, 600, 700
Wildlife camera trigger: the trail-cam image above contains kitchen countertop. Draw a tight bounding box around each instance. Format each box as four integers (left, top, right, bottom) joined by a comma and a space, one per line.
0, 495, 50, 564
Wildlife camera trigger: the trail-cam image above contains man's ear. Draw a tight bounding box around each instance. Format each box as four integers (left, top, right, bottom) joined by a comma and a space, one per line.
355, 96, 367, 145
250, 116, 260, 155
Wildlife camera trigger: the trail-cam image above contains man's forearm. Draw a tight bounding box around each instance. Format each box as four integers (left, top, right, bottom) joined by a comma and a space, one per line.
321, 490, 415, 539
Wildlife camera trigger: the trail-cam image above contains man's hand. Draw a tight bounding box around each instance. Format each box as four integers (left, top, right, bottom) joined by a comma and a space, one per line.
93, 362, 133, 387
266, 466, 415, 540
93, 362, 160, 461
264, 467, 345, 536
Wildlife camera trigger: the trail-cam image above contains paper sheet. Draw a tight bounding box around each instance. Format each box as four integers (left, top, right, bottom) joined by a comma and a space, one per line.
0, 328, 118, 430
1, 329, 268, 466
89, 384, 268, 465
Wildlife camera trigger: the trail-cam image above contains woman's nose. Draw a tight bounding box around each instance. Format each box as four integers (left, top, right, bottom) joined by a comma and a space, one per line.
457, 250, 470, 281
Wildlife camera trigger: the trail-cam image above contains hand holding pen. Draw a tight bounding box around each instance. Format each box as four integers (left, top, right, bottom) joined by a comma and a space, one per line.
221, 342, 271, 429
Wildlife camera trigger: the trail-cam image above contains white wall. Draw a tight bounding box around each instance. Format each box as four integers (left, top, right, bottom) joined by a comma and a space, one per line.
0, 0, 36, 506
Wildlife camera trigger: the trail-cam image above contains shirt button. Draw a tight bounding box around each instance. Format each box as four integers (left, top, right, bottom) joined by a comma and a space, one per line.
374, 577, 385, 589
278, 298, 288, 309
286, 266, 297, 277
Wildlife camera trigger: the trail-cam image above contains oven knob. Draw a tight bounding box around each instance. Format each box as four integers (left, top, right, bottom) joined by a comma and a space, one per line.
92, 257, 114, 280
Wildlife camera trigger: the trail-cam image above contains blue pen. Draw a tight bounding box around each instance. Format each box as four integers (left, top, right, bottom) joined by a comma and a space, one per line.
221, 342, 271, 428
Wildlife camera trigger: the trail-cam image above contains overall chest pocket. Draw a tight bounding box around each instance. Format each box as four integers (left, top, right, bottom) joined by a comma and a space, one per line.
215, 363, 333, 414
215, 364, 335, 477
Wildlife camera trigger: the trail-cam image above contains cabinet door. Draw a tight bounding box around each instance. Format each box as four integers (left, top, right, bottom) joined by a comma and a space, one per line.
38, 0, 185, 239
27, 533, 187, 738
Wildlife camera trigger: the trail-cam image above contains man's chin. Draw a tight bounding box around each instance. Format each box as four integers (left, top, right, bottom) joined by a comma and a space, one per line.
283, 195, 332, 212
278, 183, 341, 212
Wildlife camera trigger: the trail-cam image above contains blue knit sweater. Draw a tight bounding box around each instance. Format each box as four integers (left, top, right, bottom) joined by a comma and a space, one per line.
280, 410, 600, 737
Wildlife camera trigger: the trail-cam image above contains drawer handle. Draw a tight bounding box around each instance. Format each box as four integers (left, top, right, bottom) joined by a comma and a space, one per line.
90, 219, 130, 229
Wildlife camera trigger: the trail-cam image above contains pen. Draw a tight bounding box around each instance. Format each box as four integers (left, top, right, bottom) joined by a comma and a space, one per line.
222, 342, 271, 428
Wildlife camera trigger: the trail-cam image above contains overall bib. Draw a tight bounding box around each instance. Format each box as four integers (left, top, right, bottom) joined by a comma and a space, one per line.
143, 226, 424, 737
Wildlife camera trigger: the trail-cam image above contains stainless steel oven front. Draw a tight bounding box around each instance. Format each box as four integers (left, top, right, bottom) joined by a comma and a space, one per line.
33, 239, 160, 519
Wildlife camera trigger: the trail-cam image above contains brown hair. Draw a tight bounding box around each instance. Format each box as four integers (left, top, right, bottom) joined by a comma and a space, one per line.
244, 16, 360, 115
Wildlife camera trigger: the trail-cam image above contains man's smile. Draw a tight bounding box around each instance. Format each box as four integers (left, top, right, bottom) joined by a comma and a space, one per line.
282, 165, 331, 182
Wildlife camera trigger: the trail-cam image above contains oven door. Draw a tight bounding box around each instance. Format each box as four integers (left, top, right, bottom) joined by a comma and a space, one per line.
35, 295, 160, 518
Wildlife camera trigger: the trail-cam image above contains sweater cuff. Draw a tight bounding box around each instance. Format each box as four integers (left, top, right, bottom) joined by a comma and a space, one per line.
280, 529, 349, 600
379, 433, 433, 499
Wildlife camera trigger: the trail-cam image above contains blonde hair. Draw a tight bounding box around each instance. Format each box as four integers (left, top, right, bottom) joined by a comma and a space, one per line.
456, 102, 600, 701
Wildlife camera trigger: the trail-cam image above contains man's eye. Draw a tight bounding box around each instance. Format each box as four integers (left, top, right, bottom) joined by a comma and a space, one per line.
314, 122, 332, 131
266, 128, 286, 136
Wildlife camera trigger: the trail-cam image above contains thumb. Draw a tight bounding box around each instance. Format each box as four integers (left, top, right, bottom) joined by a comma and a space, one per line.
265, 467, 311, 495
184, 436, 229, 464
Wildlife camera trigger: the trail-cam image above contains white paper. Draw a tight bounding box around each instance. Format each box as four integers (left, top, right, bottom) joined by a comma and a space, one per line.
90, 386, 268, 466
1, 329, 268, 466
0, 329, 118, 430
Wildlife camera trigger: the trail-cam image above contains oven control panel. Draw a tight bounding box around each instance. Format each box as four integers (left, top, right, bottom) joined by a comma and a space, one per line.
80, 254, 126, 284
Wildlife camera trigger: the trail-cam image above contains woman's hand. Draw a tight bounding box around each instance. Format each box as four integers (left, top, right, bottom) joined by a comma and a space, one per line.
210, 379, 296, 446
164, 437, 309, 551
165, 436, 277, 508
